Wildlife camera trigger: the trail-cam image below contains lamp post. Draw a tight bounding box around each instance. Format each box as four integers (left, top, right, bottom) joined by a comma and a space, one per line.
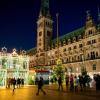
55, 13, 64, 78
56, 13, 60, 58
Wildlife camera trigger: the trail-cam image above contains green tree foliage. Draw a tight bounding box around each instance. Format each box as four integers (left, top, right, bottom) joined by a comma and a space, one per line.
54, 59, 64, 79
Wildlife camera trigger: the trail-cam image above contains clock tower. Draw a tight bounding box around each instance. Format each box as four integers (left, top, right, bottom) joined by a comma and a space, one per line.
36, 0, 53, 66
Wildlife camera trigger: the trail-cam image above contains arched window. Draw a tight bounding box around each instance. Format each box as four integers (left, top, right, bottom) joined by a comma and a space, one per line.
88, 30, 92, 35
39, 32, 42, 36
67, 58, 69, 62
91, 51, 95, 59
96, 52, 98, 57
87, 53, 90, 59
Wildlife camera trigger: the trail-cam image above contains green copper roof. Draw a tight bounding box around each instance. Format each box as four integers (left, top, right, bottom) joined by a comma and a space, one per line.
53, 27, 85, 43
27, 48, 36, 56
60, 27, 84, 40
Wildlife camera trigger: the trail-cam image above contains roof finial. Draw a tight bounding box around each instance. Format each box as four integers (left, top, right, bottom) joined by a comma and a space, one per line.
86, 10, 90, 16
85, 10, 95, 28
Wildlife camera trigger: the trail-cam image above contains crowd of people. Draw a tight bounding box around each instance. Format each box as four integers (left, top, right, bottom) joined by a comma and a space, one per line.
64, 74, 91, 92
4, 74, 100, 96
51, 74, 100, 92
6, 77, 24, 89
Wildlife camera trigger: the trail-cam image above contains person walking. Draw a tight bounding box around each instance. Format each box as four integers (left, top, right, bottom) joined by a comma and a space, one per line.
79, 75, 83, 91
58, 75, 63, 91
12, 78, 16, 95
17, 78, 21, 88
36, 77, 46, 95
69, 74, 74, 91
74, 76, 79, 92
65, 74, 69, 91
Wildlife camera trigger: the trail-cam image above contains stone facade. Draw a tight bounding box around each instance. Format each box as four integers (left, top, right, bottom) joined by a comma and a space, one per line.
29, 0, 100, 76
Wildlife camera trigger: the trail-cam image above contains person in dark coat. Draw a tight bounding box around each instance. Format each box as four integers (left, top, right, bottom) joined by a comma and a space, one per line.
79, 75, 83, 91
94, 74, 100, 92
17, 78, 21, 88
36, 77, 46, 95
65, 75, 69, 91
58, 75, 63, 91
12, 78, 16, 95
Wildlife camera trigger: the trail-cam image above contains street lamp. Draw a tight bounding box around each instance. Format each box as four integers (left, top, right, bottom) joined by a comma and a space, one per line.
55, 13, 64, 77
56, 13, 60, 59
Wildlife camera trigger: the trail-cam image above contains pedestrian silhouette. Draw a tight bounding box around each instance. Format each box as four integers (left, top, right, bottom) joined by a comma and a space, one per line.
12, 78, 16, 95
58, 75, 63, 91
36, 77, 46, 95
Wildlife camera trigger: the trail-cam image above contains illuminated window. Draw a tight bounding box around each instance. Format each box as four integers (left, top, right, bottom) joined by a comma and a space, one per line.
2, 59, 7, 69
23, 61, 27, 69
92, 64, 96, 70
13, 59, 17, 69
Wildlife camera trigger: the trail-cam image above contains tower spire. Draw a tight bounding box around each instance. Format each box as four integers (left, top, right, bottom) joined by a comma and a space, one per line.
39, 0, 50, 17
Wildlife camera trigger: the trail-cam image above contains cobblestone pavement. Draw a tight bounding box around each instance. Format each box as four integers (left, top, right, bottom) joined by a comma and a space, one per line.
0, 85, 100, 100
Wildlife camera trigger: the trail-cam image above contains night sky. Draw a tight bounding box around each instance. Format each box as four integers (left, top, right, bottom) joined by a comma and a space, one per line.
0, 0, 100, 51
